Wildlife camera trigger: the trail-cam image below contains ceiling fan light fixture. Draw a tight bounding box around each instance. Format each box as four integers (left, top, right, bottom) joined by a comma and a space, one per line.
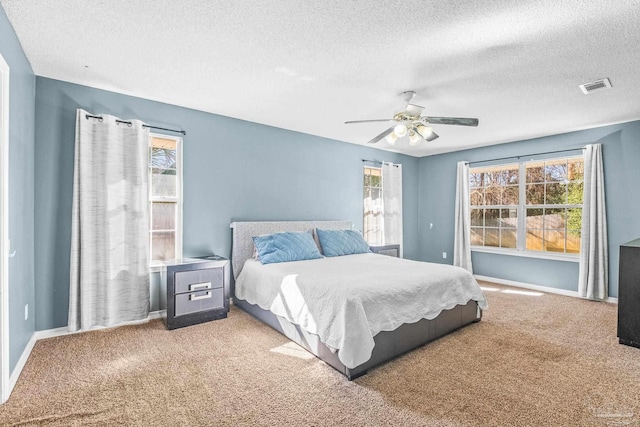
409, 130, 421, 146
393, 124, 407, 138
416, 125, 434, 140
385, 132, 398, 145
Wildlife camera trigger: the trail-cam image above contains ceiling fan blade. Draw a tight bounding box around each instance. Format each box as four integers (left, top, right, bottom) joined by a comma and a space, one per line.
422, 116, 479, 127
404, 103, 424, 117
366, 127, 395, 144
344, 119, 395, 124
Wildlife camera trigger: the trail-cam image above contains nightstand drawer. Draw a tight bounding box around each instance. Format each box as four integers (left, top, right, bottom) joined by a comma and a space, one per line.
174, 268, 223, 294
175, 287, 225, 317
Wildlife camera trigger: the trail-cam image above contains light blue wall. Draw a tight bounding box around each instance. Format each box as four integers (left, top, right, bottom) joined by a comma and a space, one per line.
0, 7, 36, 372
34, 77, 419, 330
418, 121, 640, 298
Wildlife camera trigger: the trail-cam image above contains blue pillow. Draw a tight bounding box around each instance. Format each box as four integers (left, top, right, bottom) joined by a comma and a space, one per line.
316, 229, 370, 257
253, 232, 323, 265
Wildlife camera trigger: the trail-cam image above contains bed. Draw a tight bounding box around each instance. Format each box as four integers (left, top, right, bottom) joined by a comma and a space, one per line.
230, 220, 487, 380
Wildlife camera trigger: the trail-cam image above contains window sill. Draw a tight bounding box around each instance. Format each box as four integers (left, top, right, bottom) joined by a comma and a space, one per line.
471, 246, 580, 263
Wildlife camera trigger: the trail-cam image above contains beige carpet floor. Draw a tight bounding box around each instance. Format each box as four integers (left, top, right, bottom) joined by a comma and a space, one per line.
1, 282, 639, 426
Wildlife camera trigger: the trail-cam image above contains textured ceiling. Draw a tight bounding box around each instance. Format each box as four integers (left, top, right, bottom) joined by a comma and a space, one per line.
2, 0, 640, 157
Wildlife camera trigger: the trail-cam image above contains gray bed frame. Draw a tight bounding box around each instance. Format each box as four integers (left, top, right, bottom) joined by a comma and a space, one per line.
230, 221, 482, 380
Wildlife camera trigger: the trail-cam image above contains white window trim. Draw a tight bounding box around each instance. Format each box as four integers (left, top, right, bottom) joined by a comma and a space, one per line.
471, 246, 580, 262
149, 133, 183, 272
470, 155, 583, 261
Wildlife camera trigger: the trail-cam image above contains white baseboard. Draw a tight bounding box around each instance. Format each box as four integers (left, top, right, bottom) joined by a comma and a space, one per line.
33, 326, 70, 341
148, 310, 163, 320
33, 310, 163, 341
8, 333, 36, 398
474, 275, 618, 304
9, 310, 163, 398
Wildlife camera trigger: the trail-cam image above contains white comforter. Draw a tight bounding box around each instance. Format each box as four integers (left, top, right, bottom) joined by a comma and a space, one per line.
235, 253, 488, 369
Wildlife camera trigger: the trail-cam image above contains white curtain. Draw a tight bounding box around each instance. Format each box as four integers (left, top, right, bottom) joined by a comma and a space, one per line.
454, 161, 473, 272
578, 143, 608, 300
382, 162, 403, 257
68, 109, 150, 332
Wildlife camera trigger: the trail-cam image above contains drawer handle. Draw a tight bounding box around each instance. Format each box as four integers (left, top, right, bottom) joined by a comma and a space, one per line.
189, 282, 211, 291
190, 291, 212, 301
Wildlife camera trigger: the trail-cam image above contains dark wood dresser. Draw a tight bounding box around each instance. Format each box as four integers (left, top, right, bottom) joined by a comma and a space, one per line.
160, 257, 230, 330
618, 238, 640, 348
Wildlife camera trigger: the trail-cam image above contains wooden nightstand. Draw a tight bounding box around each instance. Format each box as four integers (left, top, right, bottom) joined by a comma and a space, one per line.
369, 244, 401, 257
160, 257, 230, 330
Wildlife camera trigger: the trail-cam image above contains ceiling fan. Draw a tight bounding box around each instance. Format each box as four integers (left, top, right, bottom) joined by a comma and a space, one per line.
345, 91, 479, 146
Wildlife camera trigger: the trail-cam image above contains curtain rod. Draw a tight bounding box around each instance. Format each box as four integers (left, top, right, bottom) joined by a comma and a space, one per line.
362, 159, 399, 167
465, 147, 584, 166
85, 114, 186, 135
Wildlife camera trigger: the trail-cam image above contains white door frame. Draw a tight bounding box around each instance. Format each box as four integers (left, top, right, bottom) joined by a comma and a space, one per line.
0, 52, 10, 404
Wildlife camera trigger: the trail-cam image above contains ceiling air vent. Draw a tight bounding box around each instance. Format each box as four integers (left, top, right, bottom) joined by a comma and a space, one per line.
579, 78, 612, 95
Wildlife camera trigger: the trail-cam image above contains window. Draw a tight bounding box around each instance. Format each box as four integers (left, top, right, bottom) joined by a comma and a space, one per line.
363, 167, 383, 244
149, 134, 182, 265
470, 164, 519, 249
470, 156, 583, 255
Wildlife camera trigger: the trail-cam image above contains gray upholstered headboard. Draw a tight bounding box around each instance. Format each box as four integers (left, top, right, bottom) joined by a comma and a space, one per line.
229, 220, 352, 279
